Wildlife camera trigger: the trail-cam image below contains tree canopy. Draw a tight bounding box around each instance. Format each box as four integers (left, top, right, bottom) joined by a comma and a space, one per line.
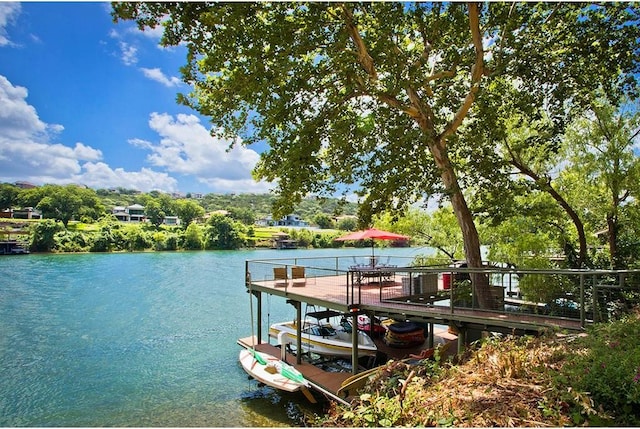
112, 2, 640, 308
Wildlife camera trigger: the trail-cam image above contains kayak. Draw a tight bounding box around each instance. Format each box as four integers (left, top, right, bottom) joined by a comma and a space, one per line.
238, 348, 308, 393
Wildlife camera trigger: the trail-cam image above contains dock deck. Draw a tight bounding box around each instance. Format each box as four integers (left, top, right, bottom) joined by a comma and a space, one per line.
247, 273, 584, 333
237, 328, 457, 405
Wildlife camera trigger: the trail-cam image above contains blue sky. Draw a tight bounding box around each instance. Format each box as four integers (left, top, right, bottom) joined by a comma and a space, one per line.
0, 2, 271, 195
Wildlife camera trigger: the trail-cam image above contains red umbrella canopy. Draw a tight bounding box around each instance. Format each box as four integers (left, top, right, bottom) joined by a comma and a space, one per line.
335, 228, 409, 242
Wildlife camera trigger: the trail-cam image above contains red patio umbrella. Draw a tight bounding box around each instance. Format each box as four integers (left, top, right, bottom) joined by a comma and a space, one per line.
335, 228, 409, 258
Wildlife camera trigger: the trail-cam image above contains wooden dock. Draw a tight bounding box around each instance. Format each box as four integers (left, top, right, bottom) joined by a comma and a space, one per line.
241, 260, 592, 404
247, 274, 584, 333
237, 326, 458, 405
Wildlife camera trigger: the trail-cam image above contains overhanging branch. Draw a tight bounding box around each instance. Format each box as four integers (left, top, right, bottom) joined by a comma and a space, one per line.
440, 2, 484, 141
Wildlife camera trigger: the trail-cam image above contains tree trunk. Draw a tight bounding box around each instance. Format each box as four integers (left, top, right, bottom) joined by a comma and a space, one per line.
431, 139, 494, 309
510, 160, 588, 268
607, 212, 620, 269
343, 2, 493, 308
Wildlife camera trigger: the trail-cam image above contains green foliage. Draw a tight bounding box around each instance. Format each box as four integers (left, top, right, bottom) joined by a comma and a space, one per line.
150, 230, 182, 251
20, 184, 105, 227
194, 193, 356, 222
183, 222, 203, 250
30, 219, 63, 252
562, 310, 640, 425
112, 3, 640, 301
516, 258, 577, 306
144, 199, 165, 227
54, 230, 89, 252
325, 328, 640, 427
378, 207, 462, 260
562, 96, 640, 269
0, 183, 21, 210
226, 207, 255, 225
336, 217, 357, 231
176, 199, 205, 227
124, 227, 153, 251
483, 194, 566, 268
313, 213, 335, 229
205, 214, 244, 250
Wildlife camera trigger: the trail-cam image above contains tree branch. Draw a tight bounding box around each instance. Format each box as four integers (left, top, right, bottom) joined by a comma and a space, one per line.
439, 2, 484, 141
341, 4, 378, 82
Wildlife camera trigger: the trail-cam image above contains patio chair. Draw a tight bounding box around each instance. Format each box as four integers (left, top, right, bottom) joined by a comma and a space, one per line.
351, 256, 363, 269
291, 266, 306, 287
273, 267, 288, 287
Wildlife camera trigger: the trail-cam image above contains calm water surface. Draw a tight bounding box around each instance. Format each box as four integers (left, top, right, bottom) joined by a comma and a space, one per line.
0, 247, 426, 427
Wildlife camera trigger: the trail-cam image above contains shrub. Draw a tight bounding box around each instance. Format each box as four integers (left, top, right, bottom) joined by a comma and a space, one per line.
54, 230, 88, 252
125, 228, 153, 251
30, 219, 63, 252
562, 310, 640, 425
183, 223, 203, 250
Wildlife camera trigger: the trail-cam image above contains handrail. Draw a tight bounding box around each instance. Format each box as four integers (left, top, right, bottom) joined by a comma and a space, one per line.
246, 256, 640, 328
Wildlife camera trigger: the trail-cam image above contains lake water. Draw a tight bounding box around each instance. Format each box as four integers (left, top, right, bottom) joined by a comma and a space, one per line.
0, 247, 429, 427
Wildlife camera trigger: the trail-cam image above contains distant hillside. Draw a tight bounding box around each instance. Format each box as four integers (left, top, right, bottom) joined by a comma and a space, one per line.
96, 189, 358, 222
199, 193, 358, 219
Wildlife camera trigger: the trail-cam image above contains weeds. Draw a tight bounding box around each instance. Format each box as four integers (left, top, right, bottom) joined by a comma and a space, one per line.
319, 311, 640, 427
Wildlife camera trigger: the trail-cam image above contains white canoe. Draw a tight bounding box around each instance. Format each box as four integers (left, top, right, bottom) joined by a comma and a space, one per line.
269, 319, 377, 358
238, 348, 308, 393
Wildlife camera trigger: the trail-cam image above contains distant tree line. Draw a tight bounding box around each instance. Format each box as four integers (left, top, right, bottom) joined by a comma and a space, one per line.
0, 183, 362, 253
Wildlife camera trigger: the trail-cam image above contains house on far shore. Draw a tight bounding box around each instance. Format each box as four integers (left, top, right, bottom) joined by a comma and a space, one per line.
1, 207, 42, 220
256, 214, 308, 227
163, 216, 180, 226
112, 204, 146, 222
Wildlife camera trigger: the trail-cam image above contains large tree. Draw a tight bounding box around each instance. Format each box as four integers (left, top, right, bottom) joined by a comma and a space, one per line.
0, 183, 21, 211
563, 97, 640, 269
113, 2, 640, 308
21, 184, 104, 227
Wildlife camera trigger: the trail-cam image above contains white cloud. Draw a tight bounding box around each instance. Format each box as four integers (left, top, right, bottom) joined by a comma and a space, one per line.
0, 74, 178, 193
134, 23, 164, 41
0, 74, 270, 194
133, 112, 272, 193
74, 162, 178, 192
140, 67, 181, 87
118, 41, 138, 66
0, 2, 20, 47
0, 75, 49, 139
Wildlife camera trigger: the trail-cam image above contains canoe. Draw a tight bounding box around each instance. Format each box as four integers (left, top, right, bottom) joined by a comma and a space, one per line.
337, 365, 382, 398
238, 348, 308, 393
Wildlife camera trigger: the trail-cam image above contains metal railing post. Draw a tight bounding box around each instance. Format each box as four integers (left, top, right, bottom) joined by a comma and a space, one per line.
450, 276, 454, 314
592, 274, 598, 323
580, 273, 585, 328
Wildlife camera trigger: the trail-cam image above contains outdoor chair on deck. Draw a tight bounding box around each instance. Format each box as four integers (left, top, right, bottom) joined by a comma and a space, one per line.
291, 266, 306, 287
273, 267, 288, 287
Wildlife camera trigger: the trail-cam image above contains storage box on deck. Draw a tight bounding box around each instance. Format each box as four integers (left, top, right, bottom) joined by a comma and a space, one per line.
402, 274, 438, 295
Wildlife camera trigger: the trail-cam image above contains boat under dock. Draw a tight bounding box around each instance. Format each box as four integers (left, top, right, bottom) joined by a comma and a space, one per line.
237, 327, 458, 405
